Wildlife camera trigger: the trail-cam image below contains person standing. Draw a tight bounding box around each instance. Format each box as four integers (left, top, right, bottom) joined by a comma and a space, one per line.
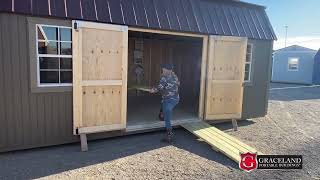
150, 64, 180, 143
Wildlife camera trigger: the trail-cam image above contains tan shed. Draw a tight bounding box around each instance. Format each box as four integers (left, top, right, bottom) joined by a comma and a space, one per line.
0, 0, 276, 153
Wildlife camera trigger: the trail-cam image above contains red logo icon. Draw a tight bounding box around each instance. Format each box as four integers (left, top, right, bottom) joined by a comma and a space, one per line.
239, 152, 257, 172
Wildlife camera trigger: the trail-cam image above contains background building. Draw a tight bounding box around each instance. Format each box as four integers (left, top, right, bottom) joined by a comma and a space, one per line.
272, 45, 318, 84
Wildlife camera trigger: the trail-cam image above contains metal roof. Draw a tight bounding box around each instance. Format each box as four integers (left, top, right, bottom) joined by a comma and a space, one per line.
0, 0, 276, 40
275, 45, 317, 52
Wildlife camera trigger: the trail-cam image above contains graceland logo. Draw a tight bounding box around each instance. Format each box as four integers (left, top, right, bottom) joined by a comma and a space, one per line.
239, 153, 302, 172
239, 152, 257, 172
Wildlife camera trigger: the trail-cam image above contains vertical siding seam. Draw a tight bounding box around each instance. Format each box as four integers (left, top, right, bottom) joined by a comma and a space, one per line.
248, 9, 261, 39
171, 0, 182, 30
213, 5, 225, 35
8, 15, 17, 146
198, 3, 209, 34
235, 7, 248, 37
107, 0, 113, 22
31, 0, 33, 15
15, 15, 24, 146
262, 11, 277, 39
228, 6, 240, 37
221, 5, 233, 36
120, 0, 126, 24
142, 0, 150, 27
94, 0, 98, 21
79, 0, 84, 19
180, 0, 191, 31
64, 0, 68, 17
165, 9, 171, 29
12, 0, 15, 12
131, 0, 137, 25
0, 15, 8, 147
18, 16, 28, 146
152, 0, 161, 28
253, 9, 267, 40
48, 0, 51, 15
205, 4, 217, 34
239, 7, 254, 38
188, 0, 201, 32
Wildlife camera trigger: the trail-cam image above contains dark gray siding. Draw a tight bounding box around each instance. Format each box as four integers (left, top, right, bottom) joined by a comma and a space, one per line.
242, 39, 273, 119
0, 13, 273, 152
0, 13, 76, 152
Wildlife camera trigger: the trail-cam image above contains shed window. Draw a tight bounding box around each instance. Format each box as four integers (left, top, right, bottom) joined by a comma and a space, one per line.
244, 43, 253, 82
288, 58, 299, 71
36, 25, 72, 86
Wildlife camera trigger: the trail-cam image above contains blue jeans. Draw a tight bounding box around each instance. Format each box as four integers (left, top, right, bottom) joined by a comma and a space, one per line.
162, 99, 179, 129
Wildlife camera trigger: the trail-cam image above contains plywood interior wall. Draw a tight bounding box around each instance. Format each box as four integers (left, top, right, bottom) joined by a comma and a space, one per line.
127, 36, 202, 102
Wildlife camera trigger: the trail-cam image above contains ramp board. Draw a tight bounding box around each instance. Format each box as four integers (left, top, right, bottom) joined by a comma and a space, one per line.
181, 121, 260, 163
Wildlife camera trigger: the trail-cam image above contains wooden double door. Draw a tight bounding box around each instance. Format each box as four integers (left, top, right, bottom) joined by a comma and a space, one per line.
72, 21, 247, 135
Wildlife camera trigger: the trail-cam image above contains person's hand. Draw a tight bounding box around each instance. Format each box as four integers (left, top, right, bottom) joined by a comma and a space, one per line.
150, 88, 157, 93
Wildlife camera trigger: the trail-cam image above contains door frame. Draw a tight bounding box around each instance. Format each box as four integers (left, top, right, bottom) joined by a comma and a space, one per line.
127, 27, 208, 120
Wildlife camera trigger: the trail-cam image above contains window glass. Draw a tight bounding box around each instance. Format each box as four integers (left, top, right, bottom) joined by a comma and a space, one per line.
245, 63, 250, 72
60, 71, 72, 83
60, 58, 72, 69
41, 26, 58, 41
60, 42, 72, 55
288, 58, 299, 70
244, 71, 249, 82
38, 41, 58, 54
36, 25, 72, 85
39, 57, 59, 69
244, 44, 253, 82
60, 28, 72, 41
40, 71, 59, 83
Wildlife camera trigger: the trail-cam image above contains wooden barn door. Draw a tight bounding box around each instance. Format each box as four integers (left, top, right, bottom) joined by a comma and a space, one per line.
205, 36, 247, 120
72, 21, 128, 135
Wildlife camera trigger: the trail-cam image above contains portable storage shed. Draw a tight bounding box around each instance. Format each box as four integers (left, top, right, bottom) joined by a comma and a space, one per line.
312, 49, 320, 84
0, 0, 276, 152
272, 45, 317, 85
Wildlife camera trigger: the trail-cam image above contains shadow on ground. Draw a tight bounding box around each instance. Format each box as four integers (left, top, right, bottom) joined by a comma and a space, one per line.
0, 120, 255, 179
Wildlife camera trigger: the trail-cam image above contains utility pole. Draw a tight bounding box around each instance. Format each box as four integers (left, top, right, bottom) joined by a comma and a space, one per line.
284, 25, 288, 48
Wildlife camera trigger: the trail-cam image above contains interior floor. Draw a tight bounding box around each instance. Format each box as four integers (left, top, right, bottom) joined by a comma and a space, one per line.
127, 95, 198, 126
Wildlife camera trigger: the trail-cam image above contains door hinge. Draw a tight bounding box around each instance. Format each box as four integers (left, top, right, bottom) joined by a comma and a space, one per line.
73, 21, 80, 31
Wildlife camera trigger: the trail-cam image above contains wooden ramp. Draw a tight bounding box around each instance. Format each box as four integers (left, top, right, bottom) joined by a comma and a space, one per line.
181, 121, 260, 163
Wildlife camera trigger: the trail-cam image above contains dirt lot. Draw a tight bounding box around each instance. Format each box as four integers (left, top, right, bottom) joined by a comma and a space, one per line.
0, 83, 320, 180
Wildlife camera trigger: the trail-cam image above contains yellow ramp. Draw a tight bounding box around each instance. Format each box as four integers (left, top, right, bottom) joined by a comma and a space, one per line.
181, 121, 260, 163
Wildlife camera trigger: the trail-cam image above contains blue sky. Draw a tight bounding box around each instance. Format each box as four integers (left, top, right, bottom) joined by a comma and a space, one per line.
242, 0, 320, 50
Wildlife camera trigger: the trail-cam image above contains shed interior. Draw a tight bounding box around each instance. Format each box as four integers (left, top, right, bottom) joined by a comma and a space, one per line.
127, 31, 203, 127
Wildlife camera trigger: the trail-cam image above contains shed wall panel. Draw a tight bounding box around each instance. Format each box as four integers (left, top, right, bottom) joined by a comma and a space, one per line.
242, 39, 273, 119
0, 13, 75, 152
313, 50, 320, 84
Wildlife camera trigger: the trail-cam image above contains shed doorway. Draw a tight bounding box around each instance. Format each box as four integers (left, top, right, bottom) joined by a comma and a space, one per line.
127, 31, 203, 130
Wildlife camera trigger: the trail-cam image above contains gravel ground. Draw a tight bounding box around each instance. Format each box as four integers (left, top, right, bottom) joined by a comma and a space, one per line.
0, 83, 320, 180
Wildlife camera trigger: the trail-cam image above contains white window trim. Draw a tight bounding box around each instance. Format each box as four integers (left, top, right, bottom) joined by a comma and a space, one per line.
244, 43, 253, 82
287, 57, 299, 72
36, 24, 73, 87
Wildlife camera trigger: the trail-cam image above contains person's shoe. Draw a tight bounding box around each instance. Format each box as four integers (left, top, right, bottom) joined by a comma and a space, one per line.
161, 128, 174, 143
158, 112, 164, 121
